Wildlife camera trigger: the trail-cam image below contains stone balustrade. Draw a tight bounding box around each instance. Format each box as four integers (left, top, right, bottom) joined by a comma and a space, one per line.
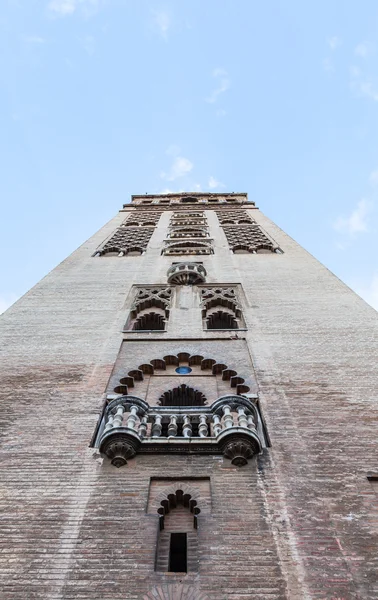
98, 394, 264, 467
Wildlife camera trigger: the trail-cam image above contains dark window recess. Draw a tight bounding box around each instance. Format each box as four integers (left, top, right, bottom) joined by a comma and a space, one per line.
132, 312, 165, 331
169, 533, 187, 573
207, 310, 238, 329
158, 384, 207, 407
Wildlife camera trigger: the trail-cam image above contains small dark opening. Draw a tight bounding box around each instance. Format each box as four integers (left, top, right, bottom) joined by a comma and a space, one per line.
169, 533, 187, 572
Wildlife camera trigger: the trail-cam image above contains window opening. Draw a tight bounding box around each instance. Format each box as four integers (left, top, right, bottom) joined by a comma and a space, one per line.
169, 533, 187, 572
175, 366, 192, 374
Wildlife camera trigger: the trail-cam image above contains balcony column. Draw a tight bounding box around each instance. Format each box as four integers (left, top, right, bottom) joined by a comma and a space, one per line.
151, 415, 162, 437
247, 414, 257, 431
198, 415, 208, 437
237, 406, 248, 428
183, 416, 192, 438
127, 405, 139, 430
104, 412, 114, 433
222, 405, 234, 428
212, 414, 222, 436
138, 415, 148, 439
113, 404, 125, 428
168, 415, 178, 437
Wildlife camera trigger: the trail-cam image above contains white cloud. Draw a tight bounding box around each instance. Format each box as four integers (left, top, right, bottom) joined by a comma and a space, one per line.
216, 108, 227, 117
354, 79, 378, 101
48, 0, 99, 18
23, 35, 46, 44
333, 199, 373, 235
355, 42, 373, 58
350, 65, 378, 101
0, 294, 18, 315
160, 188, 179, 194
355, 274, 378, 310
208, 176, 225, 190
48, 0, 76, 15
161, 156, 193, 181
328, 36, 341, 50
206, 68, 230, 103
152, 9, 171, 40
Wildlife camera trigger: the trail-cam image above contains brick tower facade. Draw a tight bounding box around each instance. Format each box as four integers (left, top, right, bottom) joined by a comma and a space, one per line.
1, 192, 378, 600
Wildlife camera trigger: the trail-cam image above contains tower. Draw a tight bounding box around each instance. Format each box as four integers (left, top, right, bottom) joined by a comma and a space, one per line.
1, 192, 377, 600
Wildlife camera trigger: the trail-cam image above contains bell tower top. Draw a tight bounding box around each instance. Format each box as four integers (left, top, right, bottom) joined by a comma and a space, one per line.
125, 192, 256, 209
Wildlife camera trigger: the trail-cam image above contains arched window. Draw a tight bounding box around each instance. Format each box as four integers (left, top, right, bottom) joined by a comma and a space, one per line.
158, 384, 207, 407
132, 312, 165, 331
206, 310, 238, 330
125, 287, 171, 331
156, 489, 200, 573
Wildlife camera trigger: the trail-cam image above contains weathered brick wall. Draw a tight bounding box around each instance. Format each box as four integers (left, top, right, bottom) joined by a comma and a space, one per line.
0, 202, 378, 599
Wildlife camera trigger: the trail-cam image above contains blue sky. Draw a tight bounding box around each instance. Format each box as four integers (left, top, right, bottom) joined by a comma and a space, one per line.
1, 0, 378, 313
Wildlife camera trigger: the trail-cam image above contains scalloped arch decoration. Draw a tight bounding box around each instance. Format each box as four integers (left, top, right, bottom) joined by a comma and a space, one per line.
143, 586, 210, 600
113, 353, 250, 397
156, 487, 201, 530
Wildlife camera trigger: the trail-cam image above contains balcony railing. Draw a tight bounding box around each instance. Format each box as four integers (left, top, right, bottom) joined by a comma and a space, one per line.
98, 395, 265, 468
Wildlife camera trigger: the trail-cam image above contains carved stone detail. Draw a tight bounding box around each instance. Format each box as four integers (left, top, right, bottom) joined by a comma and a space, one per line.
222, 439, 256, 466
167, 263, 207, 285
163, 212, 213, 255
144, 584, 211, 600
114, 352, 250, 396
99, 431, 141, 468
169, 226, 208, 238
221, 224, 275, 253
123, 211, 162, 227
163, 239, 213, 255
97, 227, 154, 256
200, 286, 243, 329
216, 209, 255, 225
126, 287, 172, 331
158, 384, 207, 407
157, 488, 201, 530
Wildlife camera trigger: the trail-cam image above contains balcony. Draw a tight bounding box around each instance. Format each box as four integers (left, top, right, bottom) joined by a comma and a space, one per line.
167, 262, 207, 285
98, 395, 265, 468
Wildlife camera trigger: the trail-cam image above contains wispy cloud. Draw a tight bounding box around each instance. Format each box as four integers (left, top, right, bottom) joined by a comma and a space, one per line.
160, 188, 183, 194
206, 68, 230, 103
208, 176, 225, 190
323, 36, 341, 75
0, 293, 18, 315
161, 156, 193, 181
350, 65, 378, 101
151, 9, 171, 40
328, 36, 341, 50
216, 108, 227, 117
48, 0, 100, 18
23, 35, 46, 44
355, 42, 373, 58
333, 199, 373, 235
